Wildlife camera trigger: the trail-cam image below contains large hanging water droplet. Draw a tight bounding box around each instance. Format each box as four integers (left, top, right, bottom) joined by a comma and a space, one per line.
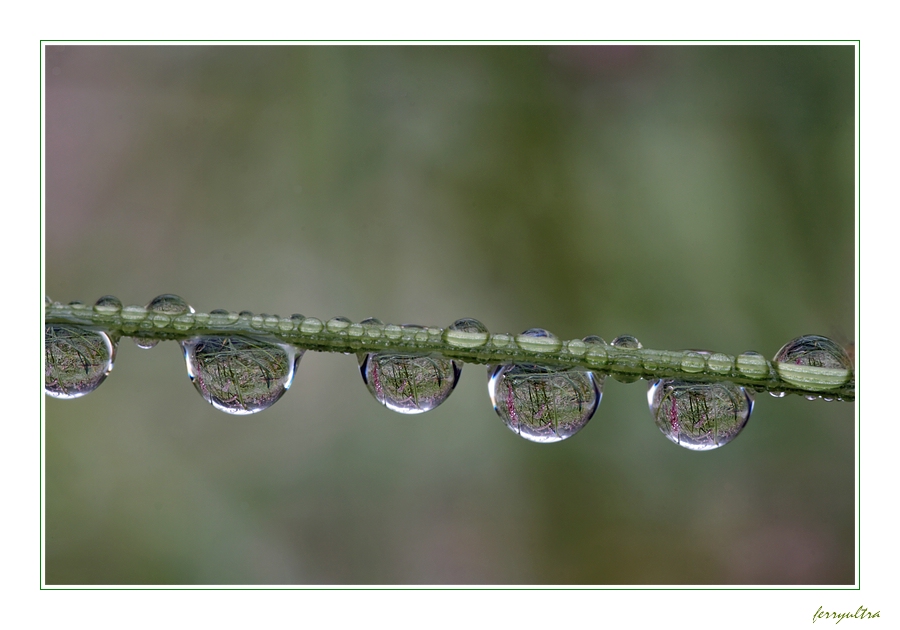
772, 335, 853, 390
181, 336, 302, 415
488, 363, 601, 443
647, 379, 754, 451
146, 294, 194, 315
359, 353, 461, 414
45, 325, 116, 399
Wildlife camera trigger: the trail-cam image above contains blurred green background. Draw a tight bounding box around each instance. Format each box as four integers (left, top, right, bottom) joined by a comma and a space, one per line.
44, 45, 855, 585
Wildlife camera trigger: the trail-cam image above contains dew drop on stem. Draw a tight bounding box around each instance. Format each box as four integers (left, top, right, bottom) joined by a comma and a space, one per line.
45, 324, 117, 399
359, 353, 461, 414
181, 335, 303, 415
772, 335, 853, 390
647, 379, 754, 451
488, 363, 601, 443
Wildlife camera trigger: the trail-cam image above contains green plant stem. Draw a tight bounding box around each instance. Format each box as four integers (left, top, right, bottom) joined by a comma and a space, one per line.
44, 302, 856, 401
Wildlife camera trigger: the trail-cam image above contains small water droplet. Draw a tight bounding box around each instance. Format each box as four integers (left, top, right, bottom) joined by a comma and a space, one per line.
769, 391, 786, 398
360, 318, 384, 338
612, 334, 641, 349
326, 316, 352, 333
146, 294, 194, 315
647, 379, 754, 451
566, 339, 586, 356
706, 352, 733, 375
443, 317, 489, 348
736, 351, 769, 379
610, 334, 642, 382
488, 363, 601, 443
240, 310, 254, 318
515, 328, 562, 353
582, 335, 608, 367
359, 353, 460, 414
181, 335, 303, 415
209, 309, 240, 326
93, 295, 122, 314
300, 317, 324, 334
133, 337, 160, 350
680, 351, 708, 373
45, 325, 116, 399
773, 335, 853, 390
121, 305, 148, 322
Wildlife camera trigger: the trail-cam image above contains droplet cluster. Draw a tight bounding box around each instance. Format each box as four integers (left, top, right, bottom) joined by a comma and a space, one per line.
45, 295, 854, 449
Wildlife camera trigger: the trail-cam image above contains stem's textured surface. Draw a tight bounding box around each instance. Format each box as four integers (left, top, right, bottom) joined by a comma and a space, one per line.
45, 301, 855, 401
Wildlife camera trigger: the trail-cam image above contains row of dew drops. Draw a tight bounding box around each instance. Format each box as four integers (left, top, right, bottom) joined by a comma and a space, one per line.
44, 294, 855, 451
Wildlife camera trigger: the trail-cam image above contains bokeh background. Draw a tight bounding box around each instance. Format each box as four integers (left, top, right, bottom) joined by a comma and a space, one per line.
44, 44, 855, 585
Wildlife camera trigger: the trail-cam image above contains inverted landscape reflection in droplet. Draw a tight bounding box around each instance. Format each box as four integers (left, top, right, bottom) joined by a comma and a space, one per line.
488, 363, 602, 444
359, 353, 461, 414
647, 379, 754, 451
45, 324, 117, 399
181, 335, 302, 415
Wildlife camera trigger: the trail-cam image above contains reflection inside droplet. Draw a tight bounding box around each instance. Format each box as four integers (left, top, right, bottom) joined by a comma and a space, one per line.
647, 379, 754, 451
488, 363, 601, 443
181, 335, 302, 415
45, 324, 116, 399
359, 353, 461, 414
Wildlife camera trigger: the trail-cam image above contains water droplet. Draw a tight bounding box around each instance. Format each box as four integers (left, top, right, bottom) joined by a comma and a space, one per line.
611, 334, 641, 349
45, 325, 116, 399
773, 335, 853, 390
181, 336, 303, 415
488, 364, 601, 443
209, 309, 240, 326
121, 305, 148, 322
93, 295, 122, 314
736, 351, 769, 379
327, 316, 352, 333
133, 337, 160, 350
706, 352, 733, 375
300, 317, 324, 334
360, 318, 384, 338
443, 317, 489, 348
681, 351, 707, 373
582, 335, 608, 367
240, 310, 254, 318
610, 334, 642, 383
769, 391, 786, 398
515, 328, 562, 353
565, 339, 586, 356
146, 294, 194, 316
359, 353, 460, 414
647, 379, 754, 451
